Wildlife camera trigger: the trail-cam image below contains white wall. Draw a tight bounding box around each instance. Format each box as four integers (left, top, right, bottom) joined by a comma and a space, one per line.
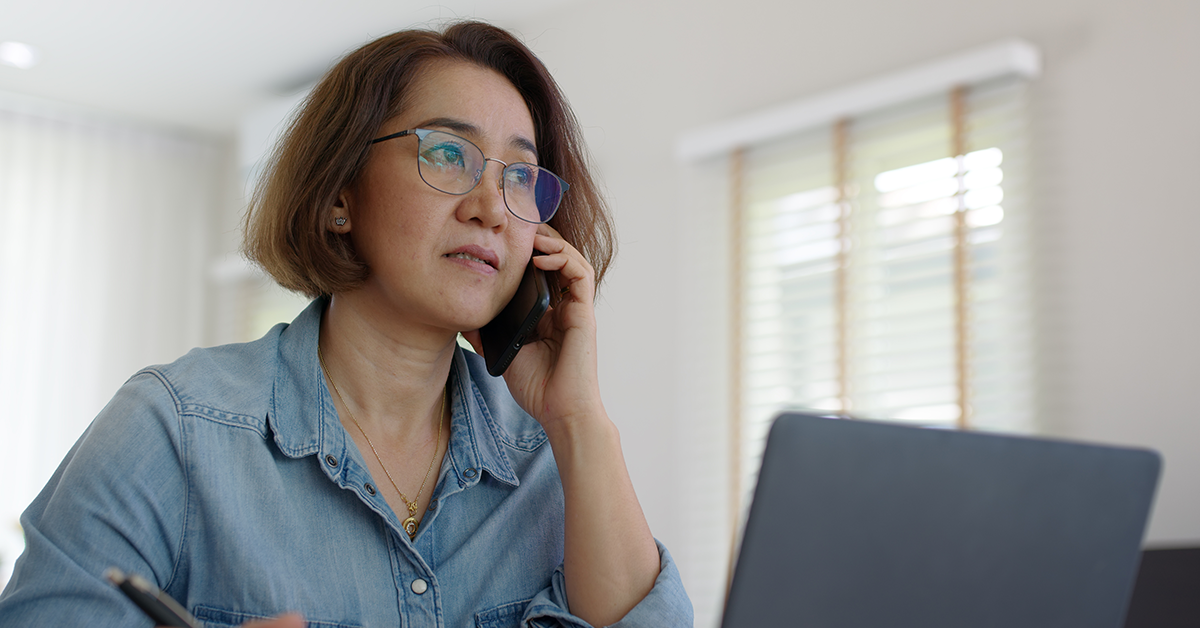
512, 0, 1200, 622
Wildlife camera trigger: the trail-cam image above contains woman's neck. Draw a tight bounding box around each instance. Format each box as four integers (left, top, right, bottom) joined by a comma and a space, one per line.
318, 292, 455, 443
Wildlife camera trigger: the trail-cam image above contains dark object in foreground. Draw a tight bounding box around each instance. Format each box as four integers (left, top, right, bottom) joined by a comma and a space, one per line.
1124, 546, 1200, 628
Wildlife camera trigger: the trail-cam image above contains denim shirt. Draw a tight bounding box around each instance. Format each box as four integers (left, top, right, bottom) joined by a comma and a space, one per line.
0, 299, 692, 628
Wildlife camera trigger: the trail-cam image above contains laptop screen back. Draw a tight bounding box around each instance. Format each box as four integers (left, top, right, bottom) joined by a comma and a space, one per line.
722, 413, 1161, 628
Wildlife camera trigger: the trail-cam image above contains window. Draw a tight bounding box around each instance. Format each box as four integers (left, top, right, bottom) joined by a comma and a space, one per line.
740, 79, 1034, 460
672, 40, 1039, 628
0, 94, 221, 587
733, 81, 1036, 534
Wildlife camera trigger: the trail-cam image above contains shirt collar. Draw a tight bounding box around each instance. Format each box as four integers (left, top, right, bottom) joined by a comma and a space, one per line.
445, 348, 520, 488
268, 297, 333, 459
266, 298, 520, 488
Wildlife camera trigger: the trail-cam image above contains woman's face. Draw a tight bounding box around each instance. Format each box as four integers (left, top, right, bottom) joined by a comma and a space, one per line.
341, 60, 541, 335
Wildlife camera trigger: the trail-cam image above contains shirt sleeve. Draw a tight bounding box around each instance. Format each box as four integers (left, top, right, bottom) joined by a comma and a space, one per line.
521, 540, 694, 628
0, 372, 189, 627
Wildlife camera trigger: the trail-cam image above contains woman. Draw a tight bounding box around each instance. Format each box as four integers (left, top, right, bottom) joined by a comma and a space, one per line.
0, 21, 691, 628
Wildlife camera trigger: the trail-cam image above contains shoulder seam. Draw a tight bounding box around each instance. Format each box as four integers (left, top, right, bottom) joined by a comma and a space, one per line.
130, 368, 191, 594
135, 368, 269, 437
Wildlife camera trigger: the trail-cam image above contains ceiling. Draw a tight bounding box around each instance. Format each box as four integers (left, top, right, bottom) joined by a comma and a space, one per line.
0, 0, 575, 136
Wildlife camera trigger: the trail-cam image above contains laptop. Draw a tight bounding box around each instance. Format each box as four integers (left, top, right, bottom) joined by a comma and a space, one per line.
722, 412, 1161, 628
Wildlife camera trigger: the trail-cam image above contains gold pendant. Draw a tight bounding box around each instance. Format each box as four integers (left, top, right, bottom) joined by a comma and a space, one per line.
402, 516, 419, 539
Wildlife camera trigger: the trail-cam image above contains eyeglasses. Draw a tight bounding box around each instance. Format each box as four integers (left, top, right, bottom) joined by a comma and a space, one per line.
371, 128, 569, 224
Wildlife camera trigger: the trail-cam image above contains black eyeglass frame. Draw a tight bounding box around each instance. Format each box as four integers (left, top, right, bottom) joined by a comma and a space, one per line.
370, 128, 569, 224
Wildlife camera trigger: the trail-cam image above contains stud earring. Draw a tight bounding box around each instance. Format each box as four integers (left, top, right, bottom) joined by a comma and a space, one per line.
334, 217, 347, 227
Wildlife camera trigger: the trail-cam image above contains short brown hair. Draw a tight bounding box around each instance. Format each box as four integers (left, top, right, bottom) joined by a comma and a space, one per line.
243, 21, 616, 298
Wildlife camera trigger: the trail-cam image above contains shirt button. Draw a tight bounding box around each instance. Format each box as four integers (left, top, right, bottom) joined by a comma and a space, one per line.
427, 499, 437, 512
411, 578, 428, 595
463, 467, 478, 479
325, 454, 338, 467
364, 482, 376, 495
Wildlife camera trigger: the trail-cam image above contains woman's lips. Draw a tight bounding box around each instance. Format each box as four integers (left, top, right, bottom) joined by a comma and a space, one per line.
444, 245, 499, 271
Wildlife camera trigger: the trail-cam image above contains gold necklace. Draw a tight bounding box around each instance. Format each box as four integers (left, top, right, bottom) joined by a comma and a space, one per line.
318, 346, 445, 540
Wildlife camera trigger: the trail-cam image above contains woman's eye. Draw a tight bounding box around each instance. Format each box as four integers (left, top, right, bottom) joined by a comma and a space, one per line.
422, 143, 467, 170
507, 165, 537, 190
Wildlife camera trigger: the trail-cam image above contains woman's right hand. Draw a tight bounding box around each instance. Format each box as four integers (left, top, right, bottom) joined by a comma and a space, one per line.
158, 613, 305, 628
241, 614, 306, 628
241, 614, 305, 628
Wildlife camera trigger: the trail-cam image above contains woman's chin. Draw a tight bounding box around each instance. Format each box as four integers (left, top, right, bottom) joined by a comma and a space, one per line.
445, 310, 502, 336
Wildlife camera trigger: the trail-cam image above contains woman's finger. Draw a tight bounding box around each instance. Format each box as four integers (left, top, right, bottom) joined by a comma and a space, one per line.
235, 613, 306, 628
533, 235, 592, 280
532, 253, 592, 305
532, 235, 571, 261
536, 222, 565, 239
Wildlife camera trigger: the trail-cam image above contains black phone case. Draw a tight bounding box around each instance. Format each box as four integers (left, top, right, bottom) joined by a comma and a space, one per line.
480, 259, 550, 377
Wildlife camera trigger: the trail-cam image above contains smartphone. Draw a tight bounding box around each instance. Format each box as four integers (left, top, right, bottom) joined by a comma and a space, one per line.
480, 256, 551, 377
105, 567, 200, 628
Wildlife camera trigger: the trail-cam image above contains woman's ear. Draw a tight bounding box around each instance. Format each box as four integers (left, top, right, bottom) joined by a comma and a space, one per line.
330, 189, 352, 233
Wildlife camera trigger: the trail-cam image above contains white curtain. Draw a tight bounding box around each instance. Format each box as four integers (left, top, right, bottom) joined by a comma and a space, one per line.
0, 94, 224, 586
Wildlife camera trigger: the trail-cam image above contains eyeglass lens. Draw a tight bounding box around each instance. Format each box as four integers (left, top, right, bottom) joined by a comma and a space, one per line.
415, 129, 566, 223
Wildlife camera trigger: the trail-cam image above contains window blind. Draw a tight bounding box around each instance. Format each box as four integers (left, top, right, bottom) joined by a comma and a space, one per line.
738, 77, 1033, 500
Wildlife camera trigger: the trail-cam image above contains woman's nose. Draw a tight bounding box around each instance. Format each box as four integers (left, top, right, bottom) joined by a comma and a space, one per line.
459, 159, 510, 229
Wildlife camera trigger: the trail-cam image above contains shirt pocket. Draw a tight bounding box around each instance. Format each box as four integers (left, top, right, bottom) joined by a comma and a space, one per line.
475, 598, 533, 628
193, 605, 364, 628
